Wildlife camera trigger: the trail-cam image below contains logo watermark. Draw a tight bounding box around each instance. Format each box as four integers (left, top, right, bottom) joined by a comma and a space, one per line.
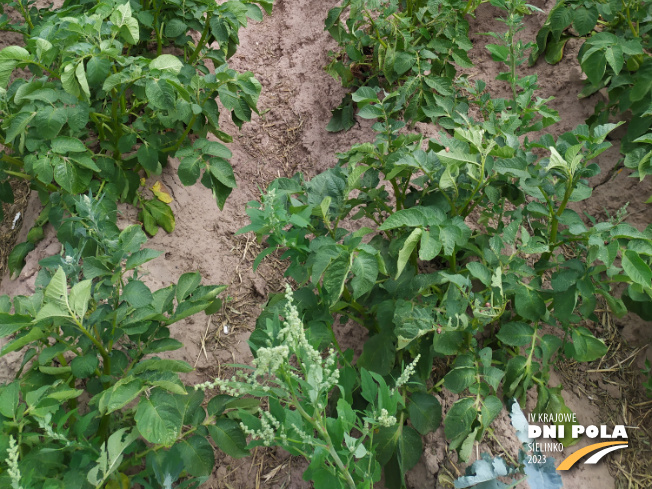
526, 412, 629, 470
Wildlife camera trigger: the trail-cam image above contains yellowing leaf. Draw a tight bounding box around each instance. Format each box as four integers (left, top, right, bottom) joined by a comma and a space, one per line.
151, 181, 173, 203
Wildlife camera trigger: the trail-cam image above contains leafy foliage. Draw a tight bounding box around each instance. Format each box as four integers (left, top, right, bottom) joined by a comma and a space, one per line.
324, 0, 481, 131
531, 0, 652, 187
0, 0, 647, 487
0, 0, 271, 269
240, 2, 652, 484
199, 286, 437, 489
0, 193, 251, 489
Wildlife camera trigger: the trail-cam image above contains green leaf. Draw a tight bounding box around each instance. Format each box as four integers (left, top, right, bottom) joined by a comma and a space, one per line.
0, 47, 29, 88
352, 87, 379, 103
87, 428, 138, 487
111, 2, 139, 44
535, 386, 577, 447
571, 327, 607, 362
439, 165, 458, 193
423, 76, 453, 95
514, 287, 546, 321
176, 436, 215, 477
150, 54, 183, 74
0, 45, 29, 61
0, 313, 32, 338
178, 154, 202, 185
165, 18, 187, 37
61, 64, 79, 97
142, 338, 184, 354
119, 225, 148, 253
34, 106, 67, 139
135, 395, 183, 446
126, 248, 163, 269
393, 52, 416, 75
444, 366, 476, 394
1, 327, 44, 355
581, 51, 606, 86
396, 228, 422, 279
177, 272, 202, 302
419, 229, 442, 261
408, 393, 442, 435
99, 380, 144, 414
208, 158, 237, 188
86, 57, 111, 86
398, 425, 422, 472
486, 44, 509, 62
71, 354, 99, 379
503, 356, 528, 399
132, 358, 193, 374
327, 99, 355, 132
44, 267, 69, 310
123, 280, 153, 308
444, 397, 476, 440
480, 395, 502, 428
542, 35, 568, 63
322, 254, 352, 303
379, 208, 429, 230
573, 7, 598, 36
351, 251, 378, 299
466, 262, 491, 286
357, 333, 396, 376
604, 45, 623, 75
53, 158, 92, 193
435, 149, 479, 167
39, 365, 72, 376
146, 79, 176, 110
5, 111, 35, 144
76, 62, 90, 100
374, 425, 399, 466
8, 241, 35, 279
137, 145, 161, 174
143, 199, 175, 233
196, 139, 232, 159
69, 279, 92, 320
208, 419, 249, 458
622, 250, 652, 289
0, 59, 18, 87
433, 330, 464, 355
0, 381, 19, 418
358, 104, 384, 119
496, 322, 535, 346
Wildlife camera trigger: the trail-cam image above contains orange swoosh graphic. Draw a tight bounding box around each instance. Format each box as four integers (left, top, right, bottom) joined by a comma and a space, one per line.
557, 441, 629, 470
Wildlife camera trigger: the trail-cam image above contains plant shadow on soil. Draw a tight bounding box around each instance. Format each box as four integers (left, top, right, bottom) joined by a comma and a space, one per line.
0, 0, 651, 488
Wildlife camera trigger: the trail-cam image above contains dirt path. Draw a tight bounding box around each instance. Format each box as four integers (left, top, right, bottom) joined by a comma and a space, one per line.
1, 0, 650, 487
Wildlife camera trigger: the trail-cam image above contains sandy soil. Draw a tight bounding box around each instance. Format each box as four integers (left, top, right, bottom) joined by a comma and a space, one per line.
1, 0, 651, 488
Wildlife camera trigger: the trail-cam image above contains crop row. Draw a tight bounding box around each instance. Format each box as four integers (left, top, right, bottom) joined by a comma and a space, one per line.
0, 0, 650, 488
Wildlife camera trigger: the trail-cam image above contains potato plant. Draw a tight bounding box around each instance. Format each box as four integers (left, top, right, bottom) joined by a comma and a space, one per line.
531, 0, 652, 187
0, 0, 648, 487
0, 0, 271, 275
0, 193, 256, 489
239, 0, 652, 486
243, 86, 651, 481
324, 0, 480, 131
